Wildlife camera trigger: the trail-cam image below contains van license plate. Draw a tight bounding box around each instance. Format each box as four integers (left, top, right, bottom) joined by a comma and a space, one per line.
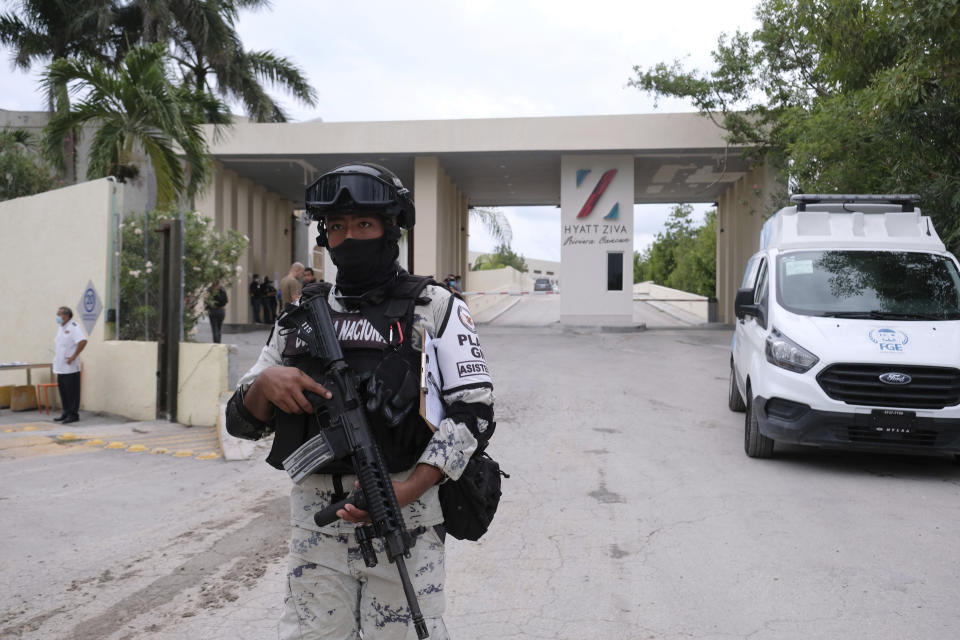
870, 409, 916, 435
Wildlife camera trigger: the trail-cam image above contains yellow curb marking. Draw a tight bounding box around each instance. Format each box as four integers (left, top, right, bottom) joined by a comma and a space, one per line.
196, 452, 220, 460
4, 428, 16, 433
57, 433, 79, 441
23, 426, 37, 431
128, 435, 218, 445
105, 441, 126, 449
151, 447, 170, 454
127, 444, 147, 452
87, 439, 104, 445
173, 450, 194, 457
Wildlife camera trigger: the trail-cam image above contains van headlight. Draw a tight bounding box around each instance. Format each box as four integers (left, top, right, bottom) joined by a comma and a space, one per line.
765, 328, 819, 373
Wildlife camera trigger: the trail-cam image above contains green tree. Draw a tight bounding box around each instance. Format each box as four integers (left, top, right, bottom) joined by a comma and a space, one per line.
472, 243, 528, 273
633, 247, 649, 283
0, 128, 57, 200
634, 204, 717, 297
643, 203, 694, 285
630, 0, 960, 251
42, 42, 228, 206
667, 210, 716, 297
119, 207, 248, 340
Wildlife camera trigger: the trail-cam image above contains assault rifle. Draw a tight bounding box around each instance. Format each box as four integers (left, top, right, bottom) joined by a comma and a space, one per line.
278, 295, 429, 640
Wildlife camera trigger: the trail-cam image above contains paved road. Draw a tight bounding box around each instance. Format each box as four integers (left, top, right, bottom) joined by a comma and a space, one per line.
3, 319, 960, 639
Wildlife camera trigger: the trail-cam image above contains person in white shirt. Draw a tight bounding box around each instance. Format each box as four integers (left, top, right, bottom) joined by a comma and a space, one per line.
53, 306, 87, 424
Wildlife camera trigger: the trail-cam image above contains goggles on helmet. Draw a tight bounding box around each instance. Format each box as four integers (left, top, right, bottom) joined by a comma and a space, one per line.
306, 163, 415, 247
306, 170, 405, 211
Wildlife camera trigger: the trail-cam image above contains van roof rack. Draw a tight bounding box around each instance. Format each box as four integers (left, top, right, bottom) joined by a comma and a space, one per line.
790, 194, 920, 212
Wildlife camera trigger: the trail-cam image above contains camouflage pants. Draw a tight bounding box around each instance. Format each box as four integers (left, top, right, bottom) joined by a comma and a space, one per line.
278, 525, 449, 640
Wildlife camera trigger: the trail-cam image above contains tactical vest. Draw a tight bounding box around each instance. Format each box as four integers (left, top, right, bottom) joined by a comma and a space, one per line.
265, 274, 437, 474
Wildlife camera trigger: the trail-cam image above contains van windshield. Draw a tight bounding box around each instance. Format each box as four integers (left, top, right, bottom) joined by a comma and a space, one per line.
776, 250, 960, 320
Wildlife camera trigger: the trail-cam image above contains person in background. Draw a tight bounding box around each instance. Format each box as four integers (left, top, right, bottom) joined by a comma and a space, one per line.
53, 306, 87, 424
260, 277, 277, 324
302, 267, 316, 284
279, 262, 305, 306
206, 283, 228, 343
444, 273, 463, 293
249, 273, 262, 323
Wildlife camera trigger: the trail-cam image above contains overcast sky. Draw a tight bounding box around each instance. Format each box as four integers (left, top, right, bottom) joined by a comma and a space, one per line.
0, 0, 762, 261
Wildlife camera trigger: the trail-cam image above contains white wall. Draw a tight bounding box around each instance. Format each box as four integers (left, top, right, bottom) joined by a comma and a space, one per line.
633, 281, 710, 322
464, 267, 534, 316
559, 155, 635, 326
0, 180, 229, 425
0, 179, 115, 386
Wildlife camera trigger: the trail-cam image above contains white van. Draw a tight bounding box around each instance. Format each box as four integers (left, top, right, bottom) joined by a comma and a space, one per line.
729, 194, 960, 458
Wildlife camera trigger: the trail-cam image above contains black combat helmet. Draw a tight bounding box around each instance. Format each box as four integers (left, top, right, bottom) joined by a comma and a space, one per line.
305, 162, 415, 247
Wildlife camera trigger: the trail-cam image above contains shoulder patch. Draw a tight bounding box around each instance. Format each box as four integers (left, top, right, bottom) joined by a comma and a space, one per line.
457, 304, 476, 333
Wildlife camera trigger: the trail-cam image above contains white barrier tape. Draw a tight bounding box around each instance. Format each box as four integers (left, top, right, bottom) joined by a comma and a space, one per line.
462, 290, 556, 296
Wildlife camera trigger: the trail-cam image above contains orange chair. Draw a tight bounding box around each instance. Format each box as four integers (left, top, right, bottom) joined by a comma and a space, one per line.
36, 366, 58, 415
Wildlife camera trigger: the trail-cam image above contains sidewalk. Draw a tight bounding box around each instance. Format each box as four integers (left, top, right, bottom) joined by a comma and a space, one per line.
1, 323, 273, 461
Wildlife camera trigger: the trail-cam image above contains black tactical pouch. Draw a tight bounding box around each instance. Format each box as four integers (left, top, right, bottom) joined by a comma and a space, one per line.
438, 446, 508, 541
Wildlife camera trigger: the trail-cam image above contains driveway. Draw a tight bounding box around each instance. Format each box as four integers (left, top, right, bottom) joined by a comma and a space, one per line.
2, 323, 959, 639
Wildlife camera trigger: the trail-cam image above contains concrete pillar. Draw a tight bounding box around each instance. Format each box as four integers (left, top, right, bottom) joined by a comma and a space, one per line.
194, 163, 218, 227
264, 198, 274, 282
210, 163, 224, 230
443, 171, 457, 278
414, 156, 440, 277
221, 170, 235, 237
715, 158, 783, 322
232, 178, 250, 324
559, 154, 635, 327
412, 156, 467, 280
256, 182, 270, 280
459, 194, 470, 279
192, 162, 297, 324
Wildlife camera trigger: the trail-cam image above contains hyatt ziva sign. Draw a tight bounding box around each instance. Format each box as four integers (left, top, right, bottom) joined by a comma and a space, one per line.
560, 155, 634, 326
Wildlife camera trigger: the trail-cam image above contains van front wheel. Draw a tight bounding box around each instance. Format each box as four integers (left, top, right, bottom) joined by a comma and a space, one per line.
728, 361, 746, 412
745, 396, 774, 458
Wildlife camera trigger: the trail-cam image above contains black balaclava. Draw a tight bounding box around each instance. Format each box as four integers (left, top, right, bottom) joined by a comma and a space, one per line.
327, 217, 403, 296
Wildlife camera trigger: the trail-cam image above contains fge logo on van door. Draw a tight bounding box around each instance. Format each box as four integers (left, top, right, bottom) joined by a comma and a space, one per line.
869, 328, 909, 352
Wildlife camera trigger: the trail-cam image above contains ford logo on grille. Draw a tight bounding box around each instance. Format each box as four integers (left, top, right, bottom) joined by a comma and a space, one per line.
879, 372, 912, 385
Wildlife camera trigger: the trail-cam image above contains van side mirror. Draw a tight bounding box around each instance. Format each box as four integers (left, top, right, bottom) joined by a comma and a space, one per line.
734, 288, 758, 320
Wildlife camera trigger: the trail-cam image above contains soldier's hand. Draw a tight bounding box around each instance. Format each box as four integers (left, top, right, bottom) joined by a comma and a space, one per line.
250, 366, 332, 416
336, 464, 443, 523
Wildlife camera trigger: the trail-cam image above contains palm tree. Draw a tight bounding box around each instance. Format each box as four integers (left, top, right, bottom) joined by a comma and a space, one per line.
42, 42, 228, 207
0, 0, 117, 181
0, 0, 115, 109
470, 206, 513, 246
118, 0, 318, 122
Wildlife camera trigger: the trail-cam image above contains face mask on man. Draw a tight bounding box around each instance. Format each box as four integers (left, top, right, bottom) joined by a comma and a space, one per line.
56, 316, 63, 325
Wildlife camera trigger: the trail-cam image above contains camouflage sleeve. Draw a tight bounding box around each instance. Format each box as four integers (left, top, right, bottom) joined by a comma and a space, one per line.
416, 286, 495, 481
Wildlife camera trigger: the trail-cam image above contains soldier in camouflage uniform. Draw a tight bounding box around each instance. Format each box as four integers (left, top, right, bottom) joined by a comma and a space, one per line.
225, 163, 495, 639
